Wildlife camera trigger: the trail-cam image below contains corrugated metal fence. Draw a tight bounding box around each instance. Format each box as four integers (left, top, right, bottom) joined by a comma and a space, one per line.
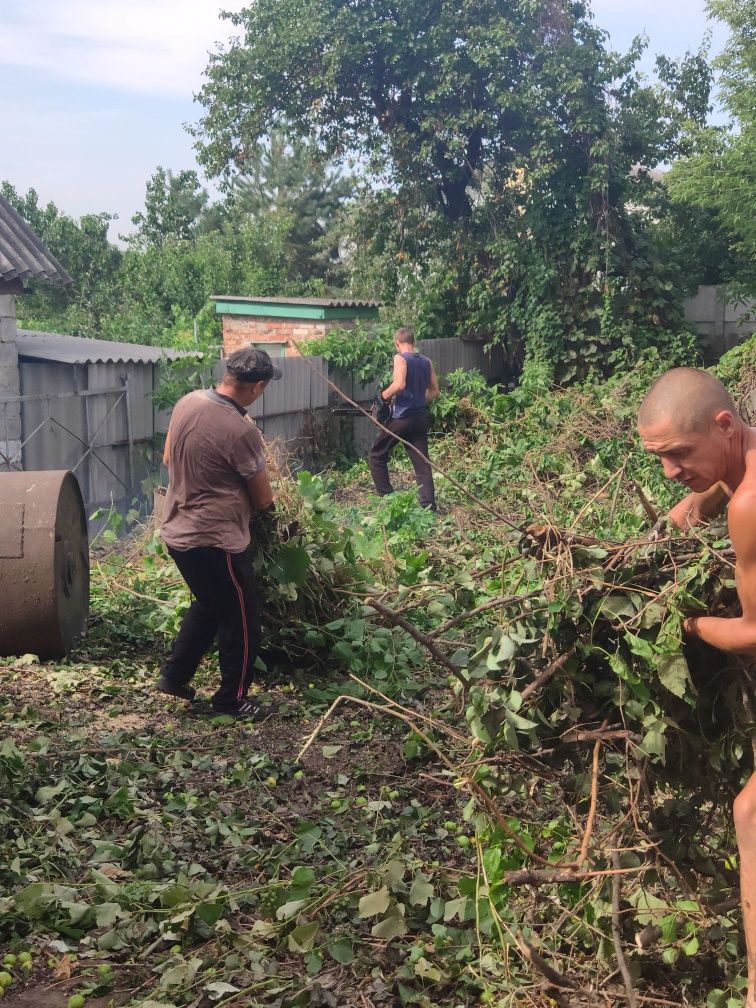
212, 337, 500, 463
0, 337, 498, 524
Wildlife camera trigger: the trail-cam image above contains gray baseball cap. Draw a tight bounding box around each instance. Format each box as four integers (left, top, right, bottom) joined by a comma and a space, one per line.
226, 346, 283, 382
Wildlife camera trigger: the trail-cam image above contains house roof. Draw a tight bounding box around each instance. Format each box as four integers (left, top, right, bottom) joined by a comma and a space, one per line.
211, 295, 381, 309
0, 195, 73, 287
17, 330, 203, 365
211, 294, 381, 321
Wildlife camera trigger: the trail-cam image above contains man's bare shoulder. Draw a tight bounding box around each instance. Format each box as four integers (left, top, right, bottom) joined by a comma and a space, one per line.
728, 482, 756, 545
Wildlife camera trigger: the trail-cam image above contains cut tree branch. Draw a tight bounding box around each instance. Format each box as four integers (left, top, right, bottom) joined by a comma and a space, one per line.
611, 850, 638, 1008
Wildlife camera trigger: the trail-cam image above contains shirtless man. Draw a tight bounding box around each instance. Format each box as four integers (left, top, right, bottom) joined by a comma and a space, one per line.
638, 367, 756, 1006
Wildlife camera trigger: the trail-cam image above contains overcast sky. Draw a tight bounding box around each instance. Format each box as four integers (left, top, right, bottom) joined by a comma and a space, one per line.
0, 0, 727, 239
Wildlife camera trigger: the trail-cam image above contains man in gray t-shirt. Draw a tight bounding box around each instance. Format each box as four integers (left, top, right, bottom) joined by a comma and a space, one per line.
156, 347, 282, 720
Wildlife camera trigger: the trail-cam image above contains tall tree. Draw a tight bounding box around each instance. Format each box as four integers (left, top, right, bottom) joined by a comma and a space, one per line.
228, 129, 352, 282
195, 0, 616, 221
130, 167, 209, 247
195, 0, 712, 379
666, 0, 756, 297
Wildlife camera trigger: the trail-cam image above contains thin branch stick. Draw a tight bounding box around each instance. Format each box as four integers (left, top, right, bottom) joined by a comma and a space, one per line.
629, 481, 659, 526
569, 461, 627, 532
94, 562, 178, 607
430, 588, 543, 638
516, 934, 580, 990
520, 648, 577, 705
296, 693, 553, 865
611, 850, 638, 1008
289, 340, 526, 533
577, 733, 603, 867
364, 596, 469, 688
348, 673, 468, 743
500, 865, 647, 887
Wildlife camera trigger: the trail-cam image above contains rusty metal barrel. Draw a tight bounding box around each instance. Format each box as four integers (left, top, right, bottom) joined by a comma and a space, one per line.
0, 471, 89, 658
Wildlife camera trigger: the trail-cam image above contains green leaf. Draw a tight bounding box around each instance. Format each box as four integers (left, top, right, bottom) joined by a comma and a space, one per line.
205, 982, 241, 1000
482, 846, 502, 879
13, 883, 56, 919
276, 899, 309, 921
272, 545, 311, 586
321, 744, 343, 758
160, 957, 202, 990
443, 896, 471, 922
384, 859, 406, 891
358, 886, 390, 918
371, 913, 408, 940
291, 866, 316, 888
35, 781, 67, 804
625, 632, 656, 660
288, 921, 319, 952
94, 902, 122, 928
640, 720, 667, 761
413, 956, 442, 982
655, 653, 692, 699
328, 939, 354, 964
196, 901, 224, 927
682, 936, 699, 956
409, 872, 434, 907
304, 950, 323, 974
600, 595, 638, 619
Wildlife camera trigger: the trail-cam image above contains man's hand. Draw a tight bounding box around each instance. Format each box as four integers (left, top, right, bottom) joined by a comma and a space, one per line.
370, 392, 392, 426
249, 502, 278, 547
249, 504, 303, 548
683, 616, 701, 638
649, 517, 671, 542
680, 489, 756, 654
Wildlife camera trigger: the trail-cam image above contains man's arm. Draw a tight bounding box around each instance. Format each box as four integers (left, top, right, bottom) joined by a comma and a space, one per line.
668, 481, 730, 529
425, 362, 439, 404
684, 491, 756, 652
381, 354, 408, 401
246, 470, 274, 512
162, 428, 171, 468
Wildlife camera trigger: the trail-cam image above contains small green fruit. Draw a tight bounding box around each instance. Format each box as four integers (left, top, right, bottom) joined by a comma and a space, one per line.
0, 973, 12, 988
389, 789, 400, 800
170, 945, 182, 954
97, 964, 113, 977
1, 959, 14, 969
68, 996, 86, 1008
293, 770, 305, 780
457, 835, 471, 848
330, 799, 342, 809
265, 776, 277, 788
18, 953, 32, 963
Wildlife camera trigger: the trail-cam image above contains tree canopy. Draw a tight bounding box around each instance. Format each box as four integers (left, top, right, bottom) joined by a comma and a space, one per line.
129, 168, 209, 247
194, 0, 713, 379
666, 0, 756, 297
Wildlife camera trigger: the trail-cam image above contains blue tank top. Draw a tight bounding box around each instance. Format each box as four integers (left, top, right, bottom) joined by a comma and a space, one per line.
393, 352, 431, 419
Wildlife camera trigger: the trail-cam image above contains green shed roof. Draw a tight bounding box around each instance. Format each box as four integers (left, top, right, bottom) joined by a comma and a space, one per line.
211, 295, 381, 321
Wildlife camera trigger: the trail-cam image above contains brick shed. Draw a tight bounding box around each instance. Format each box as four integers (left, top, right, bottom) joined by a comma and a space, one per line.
212, 295, 381, 358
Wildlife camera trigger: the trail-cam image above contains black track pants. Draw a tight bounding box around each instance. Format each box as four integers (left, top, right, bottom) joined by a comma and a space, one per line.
162, 545, 261, 710
368, 413, 436, 509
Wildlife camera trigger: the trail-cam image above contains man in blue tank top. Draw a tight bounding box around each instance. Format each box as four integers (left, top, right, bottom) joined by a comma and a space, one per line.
368, 327, 439, 510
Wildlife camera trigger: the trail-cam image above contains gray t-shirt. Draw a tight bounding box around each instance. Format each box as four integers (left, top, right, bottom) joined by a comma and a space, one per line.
161, 389, 267, 553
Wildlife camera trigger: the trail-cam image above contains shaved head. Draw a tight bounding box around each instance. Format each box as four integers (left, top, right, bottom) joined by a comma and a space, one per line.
638, 368, 739, 434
